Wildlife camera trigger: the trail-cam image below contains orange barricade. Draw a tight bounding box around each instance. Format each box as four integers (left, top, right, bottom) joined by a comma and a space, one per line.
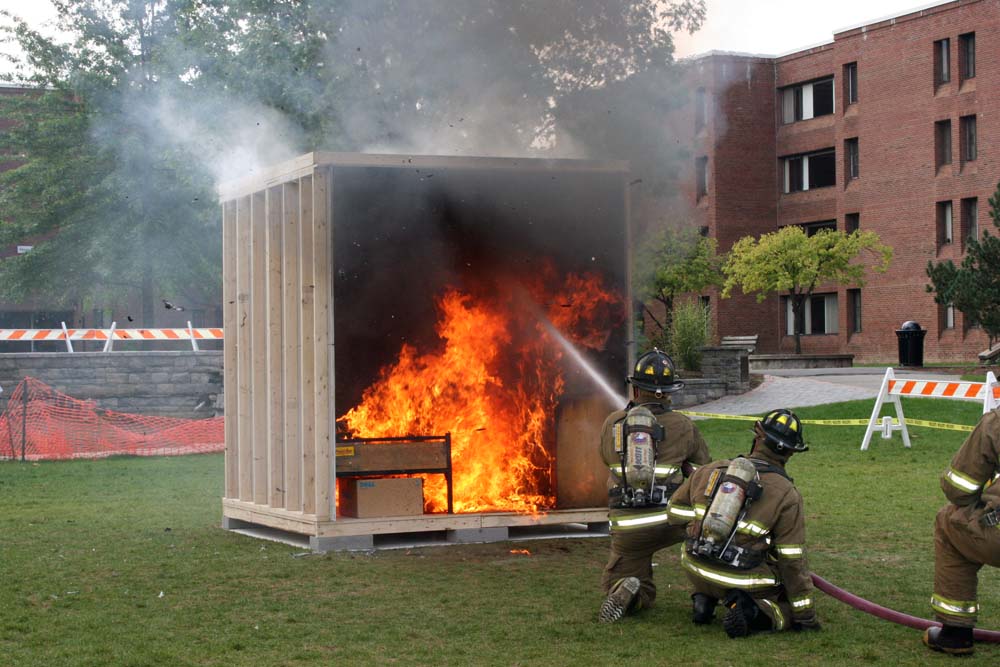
0, 377, 223, 461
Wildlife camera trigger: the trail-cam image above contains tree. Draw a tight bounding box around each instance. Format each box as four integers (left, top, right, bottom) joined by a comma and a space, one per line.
0, 1, 228, 324
0, 1, 706, 322
926, 182, 1000, 348
633, 227, 721, 346
721, 227, 892, 354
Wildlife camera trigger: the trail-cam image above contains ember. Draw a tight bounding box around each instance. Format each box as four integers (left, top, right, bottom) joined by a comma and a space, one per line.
340, 262, 622, 514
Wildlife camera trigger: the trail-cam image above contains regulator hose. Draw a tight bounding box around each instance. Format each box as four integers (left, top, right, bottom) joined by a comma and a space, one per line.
811, 573, 1000, 643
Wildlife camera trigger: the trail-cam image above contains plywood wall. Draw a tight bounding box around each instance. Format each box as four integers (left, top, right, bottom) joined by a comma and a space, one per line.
222, 167, 333, 519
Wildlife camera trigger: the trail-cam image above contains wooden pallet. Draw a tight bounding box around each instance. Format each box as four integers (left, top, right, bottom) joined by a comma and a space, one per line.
222, 499, 609, 551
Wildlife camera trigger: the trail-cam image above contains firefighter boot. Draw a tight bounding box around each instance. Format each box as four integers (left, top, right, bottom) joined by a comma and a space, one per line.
691, 593, 718, 624
923, 625, 974, 656
598, 576, 641, 623
722, 590, 773, 638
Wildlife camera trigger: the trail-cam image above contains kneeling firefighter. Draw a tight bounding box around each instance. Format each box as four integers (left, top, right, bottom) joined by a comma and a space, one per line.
598, 349, 711, 623
923, 408, 1000, 656
667, 409, 820, 637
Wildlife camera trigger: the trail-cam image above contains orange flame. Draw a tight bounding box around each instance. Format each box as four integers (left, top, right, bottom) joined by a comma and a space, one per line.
340, 266, 622, 514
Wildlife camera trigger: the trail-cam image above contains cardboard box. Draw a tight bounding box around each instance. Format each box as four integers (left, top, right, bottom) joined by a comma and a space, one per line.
340, 477, 424, 518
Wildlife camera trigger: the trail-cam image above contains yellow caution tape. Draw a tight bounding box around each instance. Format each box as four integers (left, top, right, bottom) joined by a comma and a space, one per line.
677, 411, 974, 432
677, 411, 758, 421
904, 418, 973, 432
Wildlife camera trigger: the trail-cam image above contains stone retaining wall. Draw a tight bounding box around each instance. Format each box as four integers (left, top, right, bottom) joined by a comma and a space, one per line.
0, 351, 223, 419
749, 354, 854, 371
700, 347, 751, 394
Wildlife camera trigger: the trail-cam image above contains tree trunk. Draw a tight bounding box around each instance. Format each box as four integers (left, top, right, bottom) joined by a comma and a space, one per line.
141, 272, 154, 328
792, 296, 805, 355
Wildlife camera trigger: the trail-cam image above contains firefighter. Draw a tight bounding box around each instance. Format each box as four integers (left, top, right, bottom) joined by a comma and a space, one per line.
923, 409, 1000, 656
597, 349, 711, 623
667, 408, 820, 637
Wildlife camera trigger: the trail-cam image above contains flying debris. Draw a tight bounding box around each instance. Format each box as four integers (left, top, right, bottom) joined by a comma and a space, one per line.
163, 299, 185, 312
127, 316, 134, 322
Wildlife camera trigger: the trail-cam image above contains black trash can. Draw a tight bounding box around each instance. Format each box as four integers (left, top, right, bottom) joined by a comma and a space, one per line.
896, 320, 927, 367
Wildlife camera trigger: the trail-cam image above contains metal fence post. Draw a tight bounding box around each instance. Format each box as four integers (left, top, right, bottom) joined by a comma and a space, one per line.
21, 378, 28, 462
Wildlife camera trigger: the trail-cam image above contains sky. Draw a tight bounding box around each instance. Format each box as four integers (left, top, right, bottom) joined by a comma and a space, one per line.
673, 0, 951, 57
1, 0, 952, 73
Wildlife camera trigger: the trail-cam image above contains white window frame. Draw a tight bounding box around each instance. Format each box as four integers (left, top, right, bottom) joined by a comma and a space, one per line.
781, 78, 834, 124
785, 293, 839, 335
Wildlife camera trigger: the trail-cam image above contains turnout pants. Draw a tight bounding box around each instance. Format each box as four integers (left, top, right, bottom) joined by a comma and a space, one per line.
684, 572, 795, 632
601, 519, 687, 610
932, 503, 1000, 627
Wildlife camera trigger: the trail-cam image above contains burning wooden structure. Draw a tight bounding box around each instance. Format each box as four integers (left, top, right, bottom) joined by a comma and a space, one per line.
219, 152, 632, 550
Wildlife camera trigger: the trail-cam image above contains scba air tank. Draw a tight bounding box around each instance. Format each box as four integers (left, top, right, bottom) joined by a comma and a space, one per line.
701, 458, 756, 544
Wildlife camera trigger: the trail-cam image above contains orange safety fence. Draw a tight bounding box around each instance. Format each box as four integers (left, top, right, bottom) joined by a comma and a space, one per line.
0, 377, 224, 461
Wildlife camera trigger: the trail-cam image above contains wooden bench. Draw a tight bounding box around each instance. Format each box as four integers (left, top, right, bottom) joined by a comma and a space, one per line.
720, 335, 759, 353
335, 434, 453, 514
978, 342, 1000, 363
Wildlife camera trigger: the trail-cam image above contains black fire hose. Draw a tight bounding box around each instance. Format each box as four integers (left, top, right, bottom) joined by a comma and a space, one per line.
811, 573, 1000, 643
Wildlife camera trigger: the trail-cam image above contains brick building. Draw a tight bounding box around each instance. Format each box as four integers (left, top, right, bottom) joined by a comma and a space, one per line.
684, 0, 998, 363
0, 83, 221, 351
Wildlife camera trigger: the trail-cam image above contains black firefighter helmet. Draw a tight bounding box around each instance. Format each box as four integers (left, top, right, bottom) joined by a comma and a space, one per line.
757, 408, 808, 453
628, 349, 684, 395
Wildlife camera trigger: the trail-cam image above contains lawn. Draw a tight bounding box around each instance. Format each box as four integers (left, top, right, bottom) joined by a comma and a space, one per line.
0, 397, 997, 666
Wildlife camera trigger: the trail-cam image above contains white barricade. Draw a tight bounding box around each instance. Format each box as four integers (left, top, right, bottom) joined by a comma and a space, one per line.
860, 368, 1000, 450
0, 322, 223, 352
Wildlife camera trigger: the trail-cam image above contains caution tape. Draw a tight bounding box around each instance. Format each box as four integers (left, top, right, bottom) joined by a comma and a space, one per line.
902, 418, 973, 432
677, 411, 974, 432
676, 411, 758, 421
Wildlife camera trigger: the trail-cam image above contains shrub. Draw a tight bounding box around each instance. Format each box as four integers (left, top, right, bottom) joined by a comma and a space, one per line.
669, 298, 711, 371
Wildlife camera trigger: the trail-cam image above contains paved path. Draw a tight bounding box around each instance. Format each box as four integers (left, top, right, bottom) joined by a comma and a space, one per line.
688, 368, 967, 416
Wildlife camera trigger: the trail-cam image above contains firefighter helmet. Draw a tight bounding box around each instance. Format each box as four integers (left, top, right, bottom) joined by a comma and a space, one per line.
628, 349, 684, 394
757, 409, 807, 453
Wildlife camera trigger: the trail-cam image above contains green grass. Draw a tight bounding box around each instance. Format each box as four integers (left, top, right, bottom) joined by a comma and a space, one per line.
0, 396, 997, 666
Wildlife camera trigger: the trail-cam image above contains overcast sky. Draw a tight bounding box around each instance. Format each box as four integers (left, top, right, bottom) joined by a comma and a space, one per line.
674, 0, 950, 57
1, 0, 951, 73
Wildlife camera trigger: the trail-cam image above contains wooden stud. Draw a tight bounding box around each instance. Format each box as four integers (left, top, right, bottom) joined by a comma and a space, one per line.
298, 175, 316, 515
250, 192, 268, 505
282, 180, 302, 512
222, 201, 238, 500
313, 168, 332, 519
236, 196, 253, 502
266, 186, 285, 508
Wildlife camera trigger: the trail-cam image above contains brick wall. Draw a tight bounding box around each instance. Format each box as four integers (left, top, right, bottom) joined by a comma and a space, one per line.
683, 0, 998, 363
0, 351, 223, 418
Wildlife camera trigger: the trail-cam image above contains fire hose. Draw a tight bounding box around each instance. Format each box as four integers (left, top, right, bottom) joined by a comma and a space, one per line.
811, 573, 1000, 643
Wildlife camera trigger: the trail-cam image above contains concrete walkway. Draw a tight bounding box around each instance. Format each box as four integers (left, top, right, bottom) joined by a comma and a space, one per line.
688, 367, 968, 416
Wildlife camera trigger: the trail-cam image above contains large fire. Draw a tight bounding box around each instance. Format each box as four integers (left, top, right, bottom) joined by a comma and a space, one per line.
339, 264, 622, 513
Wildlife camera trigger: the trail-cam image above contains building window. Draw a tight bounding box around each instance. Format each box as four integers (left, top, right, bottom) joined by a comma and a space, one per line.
938, 200, 954, 246
960, 115, 977, 163
962, 197, 978, 247
696, 156, 708, 200
800, 220, 836, 237
845, 138, 859, 181
698, 225, 709, 237
781, 77, 834, 124
959, 32, 976, 81
941, 303, 956, 331
785, 293, 838, 335
844, 62, 858, 105
934, 38, 951, 86
695, 87, 707, 133
0, 310, 74, 352
783, 149, 836, 193
935, 119, 952, 170
848, 289, 862, 334
845, 213, 860, 233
